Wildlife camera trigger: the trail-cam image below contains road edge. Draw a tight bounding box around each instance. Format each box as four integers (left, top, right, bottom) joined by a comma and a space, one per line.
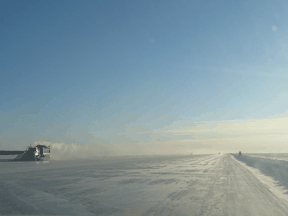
230, 154, 288, 206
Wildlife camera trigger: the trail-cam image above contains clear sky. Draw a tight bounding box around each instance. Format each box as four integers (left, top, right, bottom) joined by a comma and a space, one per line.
1, 0, 288, 155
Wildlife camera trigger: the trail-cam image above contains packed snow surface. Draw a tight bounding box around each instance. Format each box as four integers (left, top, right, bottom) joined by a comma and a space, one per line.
1, 154, 288, 215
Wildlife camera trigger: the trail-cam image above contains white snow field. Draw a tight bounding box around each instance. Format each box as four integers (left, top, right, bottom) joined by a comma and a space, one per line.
1, 154, 288, 216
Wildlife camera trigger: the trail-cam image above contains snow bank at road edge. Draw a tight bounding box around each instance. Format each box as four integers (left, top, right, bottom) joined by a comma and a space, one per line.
231, 154, 288, 205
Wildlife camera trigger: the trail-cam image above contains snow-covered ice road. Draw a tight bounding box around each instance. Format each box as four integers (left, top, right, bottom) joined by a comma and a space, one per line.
1, 153, 288, 216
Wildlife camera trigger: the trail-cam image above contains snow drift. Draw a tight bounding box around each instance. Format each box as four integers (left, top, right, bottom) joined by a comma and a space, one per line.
232, 154, 288, 195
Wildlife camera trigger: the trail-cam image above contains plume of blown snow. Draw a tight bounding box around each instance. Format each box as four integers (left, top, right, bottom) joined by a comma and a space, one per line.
30, 141, 119, 160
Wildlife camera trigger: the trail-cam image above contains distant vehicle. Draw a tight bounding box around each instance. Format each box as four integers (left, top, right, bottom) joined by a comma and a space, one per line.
0, 145, 50, 161
238, 151, 242, 156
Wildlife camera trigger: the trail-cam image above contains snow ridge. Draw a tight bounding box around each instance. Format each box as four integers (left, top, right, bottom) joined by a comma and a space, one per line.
232, 154, 288, 204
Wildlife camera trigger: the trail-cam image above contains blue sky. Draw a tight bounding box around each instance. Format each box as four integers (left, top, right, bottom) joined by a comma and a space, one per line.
1, 0, 288, 154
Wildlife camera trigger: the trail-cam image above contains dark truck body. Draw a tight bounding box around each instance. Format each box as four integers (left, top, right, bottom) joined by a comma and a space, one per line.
0, 145, 50, 161
0, 150, 25, 155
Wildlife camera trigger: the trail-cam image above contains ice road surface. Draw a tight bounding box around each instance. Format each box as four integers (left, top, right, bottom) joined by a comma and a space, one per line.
1, 154, 288, 216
